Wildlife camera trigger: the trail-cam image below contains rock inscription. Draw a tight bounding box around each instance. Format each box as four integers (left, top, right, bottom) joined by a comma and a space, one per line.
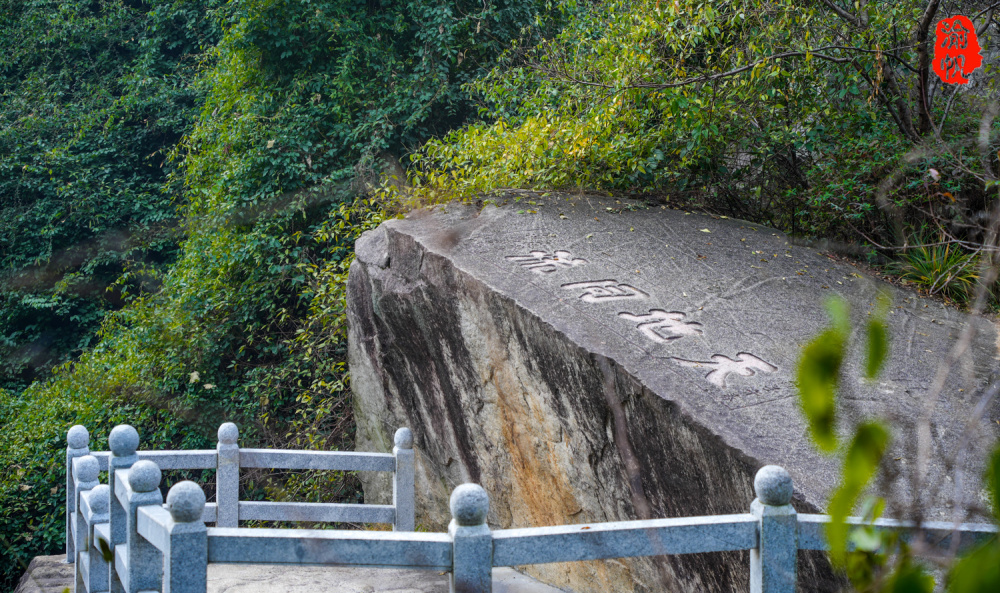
672, 353, 777, 388
539, 259, 773, 389
618, 310, 703, 342
505, 250, 587, 274
561, 279, 649, 302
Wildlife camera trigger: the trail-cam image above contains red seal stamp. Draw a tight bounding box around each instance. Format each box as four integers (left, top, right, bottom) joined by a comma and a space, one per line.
932, 15, 983, 85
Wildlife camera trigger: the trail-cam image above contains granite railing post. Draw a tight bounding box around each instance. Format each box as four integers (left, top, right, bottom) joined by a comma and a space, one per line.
216, 422, 240, 527
71, 455, 100, 569
392, 427, 415, 531
162, 481, 208, 593
107, 424, 140, 593
124, 460, 165, 593
750, 465, 798, 593
78, 484, 110, 593
449, 484, 493, 593
66, 425, 91, 562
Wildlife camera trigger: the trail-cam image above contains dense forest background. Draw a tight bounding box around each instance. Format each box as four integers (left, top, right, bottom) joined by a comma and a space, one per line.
0, 0, 997, 590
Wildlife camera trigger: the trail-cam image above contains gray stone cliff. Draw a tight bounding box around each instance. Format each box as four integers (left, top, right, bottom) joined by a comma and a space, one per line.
347, 194, 1000, 593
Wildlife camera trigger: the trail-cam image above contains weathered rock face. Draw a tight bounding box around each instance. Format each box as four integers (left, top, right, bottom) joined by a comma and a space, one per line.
347, 194, 1000, 593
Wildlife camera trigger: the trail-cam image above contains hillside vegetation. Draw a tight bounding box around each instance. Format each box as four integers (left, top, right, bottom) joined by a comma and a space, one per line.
1, 0, 998, 590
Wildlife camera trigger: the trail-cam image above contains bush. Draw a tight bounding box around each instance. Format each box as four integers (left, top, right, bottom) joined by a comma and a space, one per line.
0, 0, 225, 392
408, 0, 999, 256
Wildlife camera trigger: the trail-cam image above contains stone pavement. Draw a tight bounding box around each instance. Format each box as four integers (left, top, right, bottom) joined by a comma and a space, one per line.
14, 555, 567, 593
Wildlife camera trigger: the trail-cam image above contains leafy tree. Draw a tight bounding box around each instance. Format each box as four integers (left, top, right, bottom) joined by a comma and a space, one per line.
411, 0, 998, 254
0, 0, 225, 392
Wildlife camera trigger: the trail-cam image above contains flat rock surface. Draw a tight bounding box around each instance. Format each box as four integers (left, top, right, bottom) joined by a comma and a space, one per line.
13, 555, 73, 593
348, 193, 1000, 592
15, 555, 564, 593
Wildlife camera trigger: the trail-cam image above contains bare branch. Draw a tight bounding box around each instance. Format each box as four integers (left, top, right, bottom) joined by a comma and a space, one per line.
819, 0, 862, 27
973, 2, 1000, 26
978, 100, 1000, 182
933, 84, 960, 138
977, 10, 994, 36
915, 0, 942, 39
913, 0, 942, 136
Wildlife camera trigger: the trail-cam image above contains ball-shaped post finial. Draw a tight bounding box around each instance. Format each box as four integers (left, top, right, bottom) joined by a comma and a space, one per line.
74, 455, 100, 483
167, 481, 206, 523
450, 483, 489, 526
128, 460, 162, 493
754, 465, 793, 506
88, 484, 111, 514
67, 425, 89, 450
394, 427, 413, 450
108, 425, 139, 457
218, 422, 239, 445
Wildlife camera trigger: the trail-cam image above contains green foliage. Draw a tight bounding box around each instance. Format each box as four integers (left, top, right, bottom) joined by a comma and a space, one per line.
884, 557, 935, 593
0, 0, 554, 588
0, 0, 225, 392
864, 295, 890, 380
408, 0, 998, 266
798, 300, 1000, 592
796, 297, 849, 452
891, 242, 979, 304
946, 446, 1000, 593
826, 422, 890, 567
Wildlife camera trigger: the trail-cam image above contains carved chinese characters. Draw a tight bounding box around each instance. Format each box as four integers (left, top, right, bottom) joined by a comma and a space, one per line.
618, 310, 703, 343
672, 353, 777, 388
505, 250, 587, 274
562, 280, 649, 302
504, 248, 776, 389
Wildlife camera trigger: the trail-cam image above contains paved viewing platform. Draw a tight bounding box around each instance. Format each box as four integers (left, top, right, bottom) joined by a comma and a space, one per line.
15, 555, 566, 593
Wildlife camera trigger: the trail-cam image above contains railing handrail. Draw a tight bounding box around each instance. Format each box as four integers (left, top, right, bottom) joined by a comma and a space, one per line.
491, 513, 759, 566
82, 448, 398, 472
796, 513, 998, 552
68, 425, 999, 593
133, 505, 1000, 569
67, 422, 417, 593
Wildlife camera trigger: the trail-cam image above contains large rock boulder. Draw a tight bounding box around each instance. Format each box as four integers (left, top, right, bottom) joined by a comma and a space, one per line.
347, 194, 999, 593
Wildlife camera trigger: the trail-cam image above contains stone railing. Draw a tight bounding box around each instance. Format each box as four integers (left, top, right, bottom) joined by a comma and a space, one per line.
67, 425, 997, 593
66, 422, 415, 593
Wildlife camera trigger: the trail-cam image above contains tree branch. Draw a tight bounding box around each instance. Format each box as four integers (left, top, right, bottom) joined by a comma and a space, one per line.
533, 46, 853, 91
913, 0, 942, 137
976, 5, 997, 37
819, 0, 861, 27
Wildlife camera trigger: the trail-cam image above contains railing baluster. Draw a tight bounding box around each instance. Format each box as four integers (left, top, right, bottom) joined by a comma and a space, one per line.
72, 455, 100, 574
79, 484, 110, 593
107, 425, 139, 593
124, 460, 165, 592
216, 423, 240, 528
750, 465, 798, 593
449, 484, 493, 593
163, 481, 208, 593
66, 425, 91, 563
393, 427, 415, 531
